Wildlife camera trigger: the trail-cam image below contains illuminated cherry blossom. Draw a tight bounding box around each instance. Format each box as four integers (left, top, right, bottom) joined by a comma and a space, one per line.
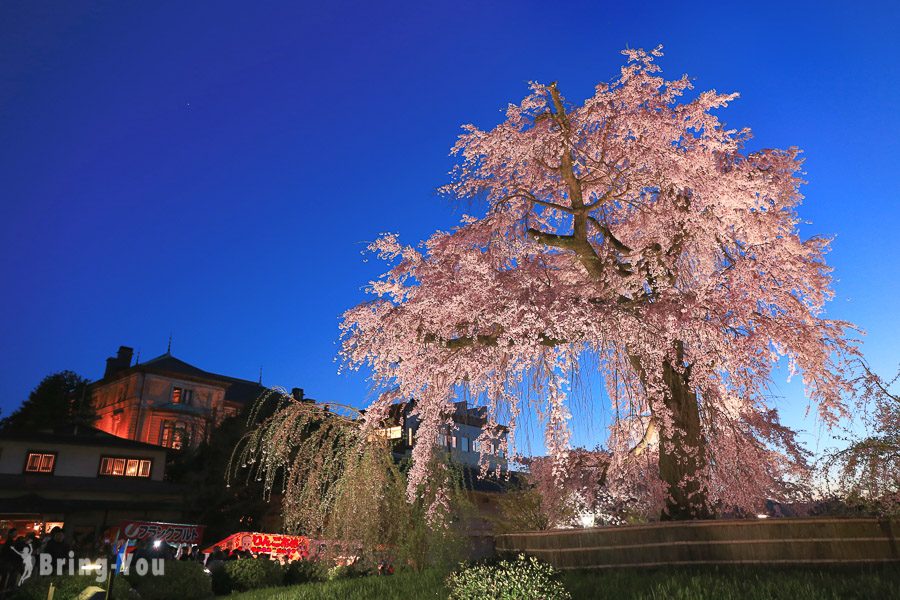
341, 47, 858, 519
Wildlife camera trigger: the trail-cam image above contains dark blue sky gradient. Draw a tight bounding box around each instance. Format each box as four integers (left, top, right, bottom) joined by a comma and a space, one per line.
2, 1, 898, 453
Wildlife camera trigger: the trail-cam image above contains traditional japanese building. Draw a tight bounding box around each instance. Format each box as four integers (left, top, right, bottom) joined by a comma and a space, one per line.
0, 424, 185, 547
91, 346, 267, 450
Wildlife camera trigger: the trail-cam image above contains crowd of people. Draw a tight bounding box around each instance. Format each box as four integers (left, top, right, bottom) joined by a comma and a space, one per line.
0, 526, 73, 590
0, 526, 393, 593
125, 537, 206, 564
0, 526, 212, 590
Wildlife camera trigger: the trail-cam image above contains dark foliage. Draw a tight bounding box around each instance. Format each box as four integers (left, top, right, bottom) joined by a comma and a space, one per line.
166, 410, 273, 544
127, 559, 211, 600
0, 370, 94, 433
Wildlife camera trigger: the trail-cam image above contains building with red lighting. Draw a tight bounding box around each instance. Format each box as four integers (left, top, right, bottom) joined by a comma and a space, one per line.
91, 346, 267, 450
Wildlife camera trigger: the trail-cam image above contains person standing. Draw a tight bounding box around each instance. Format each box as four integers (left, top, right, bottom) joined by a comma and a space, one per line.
42, 527, 70, 563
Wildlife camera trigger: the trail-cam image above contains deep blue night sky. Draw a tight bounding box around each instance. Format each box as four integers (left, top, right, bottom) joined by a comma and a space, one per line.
2, 1, 898, 454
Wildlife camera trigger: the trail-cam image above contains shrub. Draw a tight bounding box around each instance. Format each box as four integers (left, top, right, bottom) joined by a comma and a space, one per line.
447, 554, 570, 600
209, 562, 233, 596
324, 561, 371, 581
223, 558, 284, 591
12, 574, 133, 600
283, 559, 329, 584
127, 559, 211, 600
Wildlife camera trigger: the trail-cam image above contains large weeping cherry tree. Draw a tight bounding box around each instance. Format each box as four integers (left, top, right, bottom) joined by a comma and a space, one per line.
340, 47, 859, 520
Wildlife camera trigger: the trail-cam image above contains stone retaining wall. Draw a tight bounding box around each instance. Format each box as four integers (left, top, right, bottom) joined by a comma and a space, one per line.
495, 518, 900, 569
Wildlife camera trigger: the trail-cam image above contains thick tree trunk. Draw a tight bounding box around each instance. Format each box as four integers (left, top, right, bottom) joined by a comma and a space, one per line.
629, 351, 711, 520
658, 360, 711, 520
509, 97, 710, 519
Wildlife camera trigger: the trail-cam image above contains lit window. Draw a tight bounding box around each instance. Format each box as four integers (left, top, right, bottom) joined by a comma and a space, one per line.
380, 426, 402, 440
449, 436, 458, 449
472, 439, 481, 453
171, 387, 193, 405
160, 421, 190, 449
407, 428, 414, 446
100, 456, 152, 477
25, 452, 56, 474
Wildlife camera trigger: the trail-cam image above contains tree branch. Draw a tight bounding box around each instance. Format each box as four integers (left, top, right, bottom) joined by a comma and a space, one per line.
628, 417, 657, 456
422, 330, 564, 350
587, 216, 632, 253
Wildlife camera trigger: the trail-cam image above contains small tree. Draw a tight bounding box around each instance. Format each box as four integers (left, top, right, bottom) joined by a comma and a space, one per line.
0, 370, 94, 433
232, 389, 469, 570
822, 361, 900, 514
522, 449, 614, 528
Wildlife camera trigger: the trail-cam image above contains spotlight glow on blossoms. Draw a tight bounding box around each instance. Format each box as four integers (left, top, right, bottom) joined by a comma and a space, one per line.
340, 46, 859, 519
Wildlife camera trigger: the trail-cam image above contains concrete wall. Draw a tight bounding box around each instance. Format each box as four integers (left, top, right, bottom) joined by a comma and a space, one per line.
449, 422, 506, 469
496, 518, 900, 568
401, 414, 508, 471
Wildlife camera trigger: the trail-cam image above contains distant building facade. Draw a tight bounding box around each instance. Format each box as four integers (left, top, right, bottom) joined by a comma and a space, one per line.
91, 346, 266, 450
380, 399, 509, 471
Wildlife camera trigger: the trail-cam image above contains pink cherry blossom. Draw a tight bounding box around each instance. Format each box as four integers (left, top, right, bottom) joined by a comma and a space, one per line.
340, 47, 859, 518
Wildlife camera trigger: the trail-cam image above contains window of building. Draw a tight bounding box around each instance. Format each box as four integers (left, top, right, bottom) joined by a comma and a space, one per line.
380, 426, 402, 440
449, 435, 458, 449
99, 456, 152, 478
460, 437, 470, 452
171, 387, 193, 405
472, 439, 481, 453
160, 420, 191, 450
24, 452, 56, 474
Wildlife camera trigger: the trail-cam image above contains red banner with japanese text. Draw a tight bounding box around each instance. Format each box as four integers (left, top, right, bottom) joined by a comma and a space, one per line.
203, 532, 311, 558
116, 520, 205, 545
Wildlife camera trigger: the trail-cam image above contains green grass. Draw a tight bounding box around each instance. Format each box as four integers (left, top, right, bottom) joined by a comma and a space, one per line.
226, 569, 447, 600
561, 566, 900, 600
226, 565, 900, 600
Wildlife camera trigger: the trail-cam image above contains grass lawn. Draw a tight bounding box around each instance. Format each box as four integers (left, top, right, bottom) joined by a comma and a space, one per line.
227, 565, 900, 600
561, 566, 900, 600
226, 569, 447, 600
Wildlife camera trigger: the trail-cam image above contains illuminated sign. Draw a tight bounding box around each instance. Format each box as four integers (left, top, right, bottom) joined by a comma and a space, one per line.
116, 520, 205, 545
203, 532, 311, 558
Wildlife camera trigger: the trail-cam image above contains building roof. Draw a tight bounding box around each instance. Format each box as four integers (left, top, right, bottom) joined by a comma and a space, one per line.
101, 352, 268, 406
0, 473, 183, 496
0, 424, 168, 452
383, 399, 509, 432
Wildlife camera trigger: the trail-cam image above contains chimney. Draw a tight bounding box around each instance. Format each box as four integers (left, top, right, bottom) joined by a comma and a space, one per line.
291, 387, 305, 401
104, 345, 134, 378
117, 346, 134, 364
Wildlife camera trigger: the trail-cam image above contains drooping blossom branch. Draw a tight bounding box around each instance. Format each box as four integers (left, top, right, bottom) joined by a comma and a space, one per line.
340, 46, 859, 518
